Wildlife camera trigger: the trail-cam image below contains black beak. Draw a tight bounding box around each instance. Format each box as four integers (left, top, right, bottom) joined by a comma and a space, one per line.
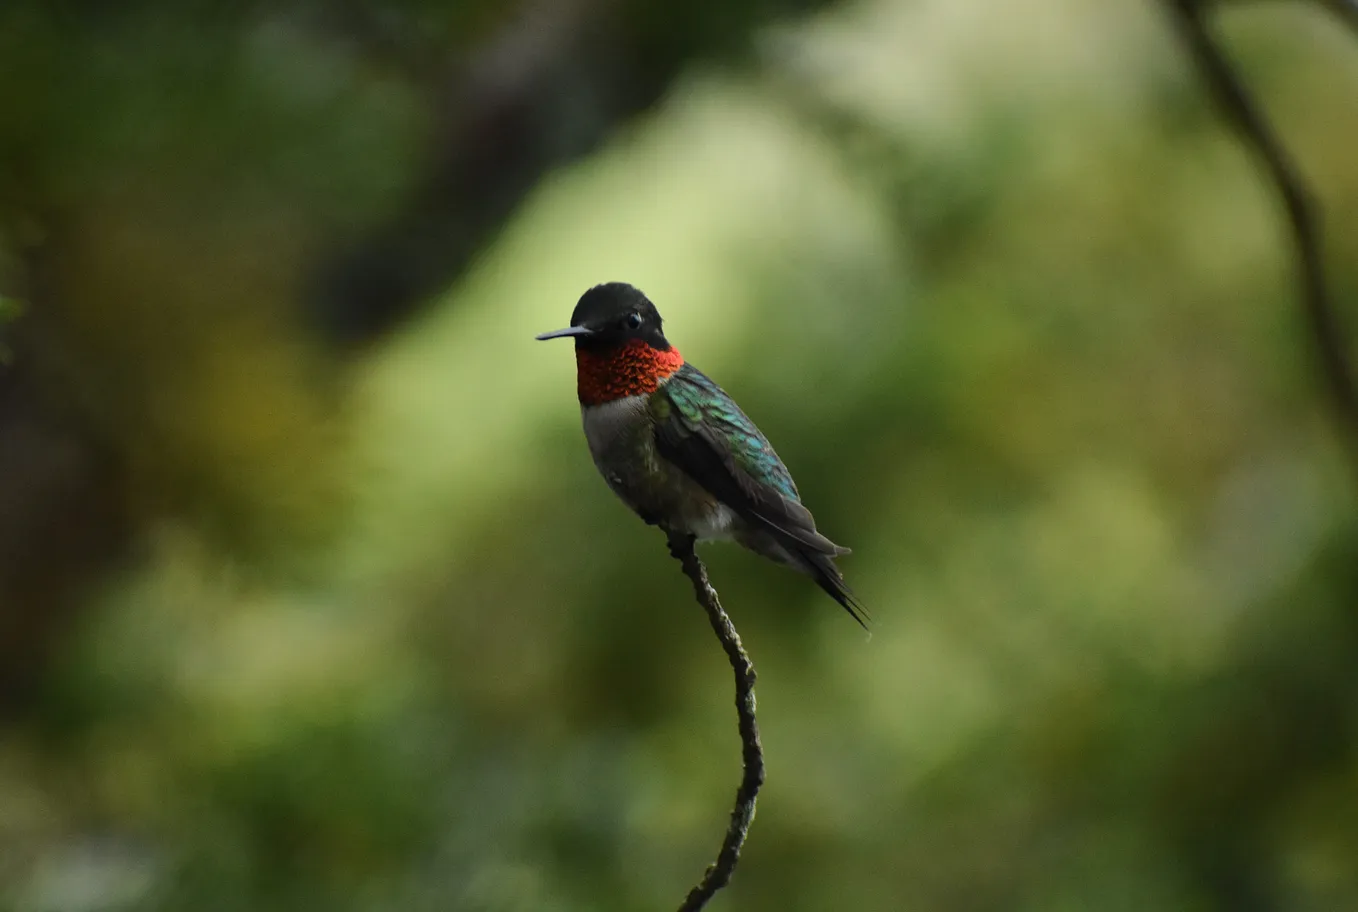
535, 326, 594, 341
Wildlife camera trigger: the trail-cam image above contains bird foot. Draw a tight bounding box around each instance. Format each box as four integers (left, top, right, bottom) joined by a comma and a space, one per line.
665, 530, 697, 561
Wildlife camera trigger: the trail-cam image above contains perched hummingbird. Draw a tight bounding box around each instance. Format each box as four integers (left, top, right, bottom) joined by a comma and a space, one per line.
537, 282, 867, 627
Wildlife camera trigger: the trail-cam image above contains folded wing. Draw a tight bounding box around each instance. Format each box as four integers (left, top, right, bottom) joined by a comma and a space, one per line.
655, 365, 868, 627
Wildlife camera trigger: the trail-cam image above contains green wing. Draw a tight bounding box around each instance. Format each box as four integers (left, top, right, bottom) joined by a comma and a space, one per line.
655, 364, 866, 626
658, 364, 800, 501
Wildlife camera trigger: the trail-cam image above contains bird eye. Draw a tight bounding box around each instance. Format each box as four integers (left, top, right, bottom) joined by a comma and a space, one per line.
625, 312, 643, 330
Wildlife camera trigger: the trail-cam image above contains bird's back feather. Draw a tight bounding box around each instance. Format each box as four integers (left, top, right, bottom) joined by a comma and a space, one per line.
654, 365, 868, 627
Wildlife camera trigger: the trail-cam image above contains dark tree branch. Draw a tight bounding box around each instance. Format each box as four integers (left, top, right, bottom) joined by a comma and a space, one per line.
1157, 7, 1358, 908
1162, 0, 1358, 475
666, 531, 764, 912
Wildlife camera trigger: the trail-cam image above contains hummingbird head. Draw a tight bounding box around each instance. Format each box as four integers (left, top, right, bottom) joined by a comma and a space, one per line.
536, 282, 671, 351
537, 282, 684, 405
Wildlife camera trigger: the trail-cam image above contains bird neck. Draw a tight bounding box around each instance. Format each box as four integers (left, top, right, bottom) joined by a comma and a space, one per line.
576, 339, 684, 406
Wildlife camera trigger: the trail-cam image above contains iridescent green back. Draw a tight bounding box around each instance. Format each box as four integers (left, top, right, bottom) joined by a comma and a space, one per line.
656, 364, 800, 502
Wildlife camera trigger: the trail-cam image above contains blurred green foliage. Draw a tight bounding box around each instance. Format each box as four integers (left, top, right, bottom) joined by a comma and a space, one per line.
2, 1, 1358, 911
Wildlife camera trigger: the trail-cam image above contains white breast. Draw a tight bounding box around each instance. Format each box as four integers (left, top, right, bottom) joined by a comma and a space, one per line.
580, 395, 740, 542
581, 395, 650, 462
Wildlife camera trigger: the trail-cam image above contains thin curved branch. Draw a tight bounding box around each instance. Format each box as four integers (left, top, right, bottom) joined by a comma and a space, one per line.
1162, 0, 1358, 474
666, 531, 764, 912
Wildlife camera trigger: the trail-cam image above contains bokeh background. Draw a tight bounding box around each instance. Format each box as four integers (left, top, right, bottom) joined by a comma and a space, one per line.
3, 1, 1358, 910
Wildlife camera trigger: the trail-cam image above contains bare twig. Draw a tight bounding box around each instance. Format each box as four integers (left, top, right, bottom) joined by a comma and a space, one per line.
1162, 0, 1358, 473
666, 531, 764, 912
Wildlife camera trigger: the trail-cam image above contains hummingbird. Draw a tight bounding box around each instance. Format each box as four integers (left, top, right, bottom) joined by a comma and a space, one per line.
537, 282, 867, 627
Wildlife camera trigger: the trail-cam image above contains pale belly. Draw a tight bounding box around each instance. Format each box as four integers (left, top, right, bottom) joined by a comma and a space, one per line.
581, 397, 737, 540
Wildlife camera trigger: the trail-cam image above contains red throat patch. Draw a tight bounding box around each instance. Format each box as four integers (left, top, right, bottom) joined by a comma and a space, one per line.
576, 339, 685, 406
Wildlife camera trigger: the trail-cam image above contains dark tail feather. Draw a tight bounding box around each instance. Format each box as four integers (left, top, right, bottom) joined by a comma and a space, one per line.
742, 508, 869, 629
803, 550, 871, 630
